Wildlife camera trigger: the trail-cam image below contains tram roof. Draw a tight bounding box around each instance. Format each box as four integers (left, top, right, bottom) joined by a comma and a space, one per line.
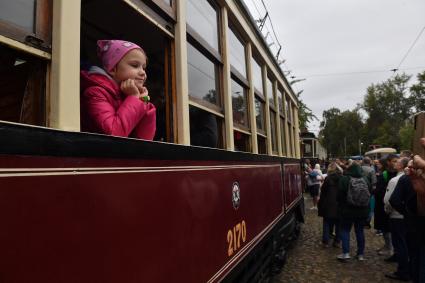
236, 1, 299, 106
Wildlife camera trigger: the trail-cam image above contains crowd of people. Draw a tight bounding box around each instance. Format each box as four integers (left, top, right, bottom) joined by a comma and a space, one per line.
303, 148, 425, 282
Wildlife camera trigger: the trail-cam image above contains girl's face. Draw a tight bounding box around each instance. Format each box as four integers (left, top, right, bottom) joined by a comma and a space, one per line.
110, 49, 147, 89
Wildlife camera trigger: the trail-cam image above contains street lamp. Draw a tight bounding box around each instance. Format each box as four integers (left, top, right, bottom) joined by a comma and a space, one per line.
359, 140, 364, 156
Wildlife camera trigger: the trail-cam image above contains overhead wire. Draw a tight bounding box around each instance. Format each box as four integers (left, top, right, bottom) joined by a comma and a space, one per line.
395, 25, 425, 71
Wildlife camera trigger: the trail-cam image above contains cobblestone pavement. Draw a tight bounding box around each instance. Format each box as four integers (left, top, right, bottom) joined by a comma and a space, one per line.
272, 197, 397, 283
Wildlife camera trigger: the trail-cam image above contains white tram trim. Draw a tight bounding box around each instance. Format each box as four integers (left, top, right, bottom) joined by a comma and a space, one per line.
0, 164, 283, 177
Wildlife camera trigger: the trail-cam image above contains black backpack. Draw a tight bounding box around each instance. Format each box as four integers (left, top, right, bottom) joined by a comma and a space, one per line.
346, 176, 370, 207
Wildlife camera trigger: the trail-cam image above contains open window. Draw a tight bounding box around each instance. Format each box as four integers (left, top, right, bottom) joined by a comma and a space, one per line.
0, 44, 47, 125
80, 0, 174, 142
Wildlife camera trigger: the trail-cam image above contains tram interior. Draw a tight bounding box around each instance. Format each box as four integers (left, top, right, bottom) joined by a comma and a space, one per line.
0, 43, 46, 126
80, 0, 173, 142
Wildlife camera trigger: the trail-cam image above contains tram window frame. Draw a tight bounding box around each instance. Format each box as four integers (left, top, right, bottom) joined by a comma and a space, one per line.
186, 0, 225, 149
228, 24, 250, 133
278, 88, 287, 155
80, 0, 175, 143
151, 0, 176, 21
266, 75, 278, 154
0, 0, 52, 51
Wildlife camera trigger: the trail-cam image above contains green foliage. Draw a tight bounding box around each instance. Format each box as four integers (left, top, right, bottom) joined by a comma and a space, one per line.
410, 71, 425, 112
317, 71, 425, 157
319, 108, 363, 157
296, 90, 318, 130
399, 123, 414, 151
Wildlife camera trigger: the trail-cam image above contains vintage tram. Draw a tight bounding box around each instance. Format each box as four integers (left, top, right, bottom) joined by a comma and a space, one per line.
0, 0, 304, 282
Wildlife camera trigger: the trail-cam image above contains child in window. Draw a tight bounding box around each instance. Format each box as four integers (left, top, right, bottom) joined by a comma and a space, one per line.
81, 40, 156, 140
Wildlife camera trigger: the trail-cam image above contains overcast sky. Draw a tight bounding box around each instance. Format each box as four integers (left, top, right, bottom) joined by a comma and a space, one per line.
243, 0, 425, 134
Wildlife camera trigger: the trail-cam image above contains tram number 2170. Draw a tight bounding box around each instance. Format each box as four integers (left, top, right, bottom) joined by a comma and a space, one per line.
227, 220, 247, 257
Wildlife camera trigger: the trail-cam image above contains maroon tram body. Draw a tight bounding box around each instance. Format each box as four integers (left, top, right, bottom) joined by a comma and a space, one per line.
0, 122, 304, 282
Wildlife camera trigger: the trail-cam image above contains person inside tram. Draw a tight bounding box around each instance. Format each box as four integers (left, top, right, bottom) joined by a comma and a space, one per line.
80, 40, 156, 140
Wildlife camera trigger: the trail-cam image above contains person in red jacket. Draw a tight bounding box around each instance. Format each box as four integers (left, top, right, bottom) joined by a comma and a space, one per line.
80, 40, 156, 140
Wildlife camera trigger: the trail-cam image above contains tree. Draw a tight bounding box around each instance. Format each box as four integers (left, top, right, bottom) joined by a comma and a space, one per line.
361, 73, 412, 149
319, 108, 364, 157
399, 122, 414, 151
410, 71, 425, 112
295, 90, 317, 130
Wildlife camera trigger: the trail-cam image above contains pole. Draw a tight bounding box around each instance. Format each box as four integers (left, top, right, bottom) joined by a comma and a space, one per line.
359, 139, 361, 156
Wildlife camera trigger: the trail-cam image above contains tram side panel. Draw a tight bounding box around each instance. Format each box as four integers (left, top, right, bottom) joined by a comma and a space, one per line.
283, 163, 303, 212
0, 157, 283, 283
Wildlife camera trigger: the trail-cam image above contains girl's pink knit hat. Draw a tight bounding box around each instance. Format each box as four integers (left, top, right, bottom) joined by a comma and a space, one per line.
97, 40, 144, 72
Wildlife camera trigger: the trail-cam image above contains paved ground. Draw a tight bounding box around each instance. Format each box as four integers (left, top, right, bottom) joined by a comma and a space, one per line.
272, 197, 397, 283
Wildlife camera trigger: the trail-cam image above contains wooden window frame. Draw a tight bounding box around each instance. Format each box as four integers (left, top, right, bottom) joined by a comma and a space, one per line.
186, 0, 224, 114
151, 0, 176, 21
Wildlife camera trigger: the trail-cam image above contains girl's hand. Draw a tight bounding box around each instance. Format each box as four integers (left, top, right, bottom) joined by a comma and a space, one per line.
139, 86, 150, 102
413, 155, 425, 169
121, 79, 140, 97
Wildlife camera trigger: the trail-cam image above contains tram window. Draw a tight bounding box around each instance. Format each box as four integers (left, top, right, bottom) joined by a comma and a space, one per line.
287, 124, 293, 156
189, 105, 223, 149
80, 0, 173, 142
187, 0, 219, 52
286, 98, 292, 123
0, 44, 46, 125
255, 97, 265, 133
257, 136, 267, 154
228, 27, 246, 78
231, 79, 249, 129
280, 116, 286, 155
267, 77, 275, 107
234, 130, 251, 152
278, 89, 287, 155
0, 0, 52, 48
251, 57, 263, 95
187, 42, 219, 108
270, 110, 278, 154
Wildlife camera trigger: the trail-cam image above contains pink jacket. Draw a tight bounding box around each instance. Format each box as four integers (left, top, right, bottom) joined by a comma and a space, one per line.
80, 67, 156, 140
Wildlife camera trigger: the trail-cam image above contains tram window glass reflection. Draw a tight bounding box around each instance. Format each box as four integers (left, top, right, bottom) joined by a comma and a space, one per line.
187, 0, 219, 52
286, 98, 292, 123
234, 130, 251, 152
270, 110, 278, 153
267, 77, 274, 107
80, 0, 174, 142
257, 136, 267, 154
0, 0, 51, 46
0, 44, 46, 126
251, 57, 263, 94
280, 116, 286, 155
0, 1, 35, 34
255, 97, 265, 133
228, 26, 246, 78
231, 78, 248, 128
187, 42, 218, 106
278, 89, 284, 116
189, 105, 223, 149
